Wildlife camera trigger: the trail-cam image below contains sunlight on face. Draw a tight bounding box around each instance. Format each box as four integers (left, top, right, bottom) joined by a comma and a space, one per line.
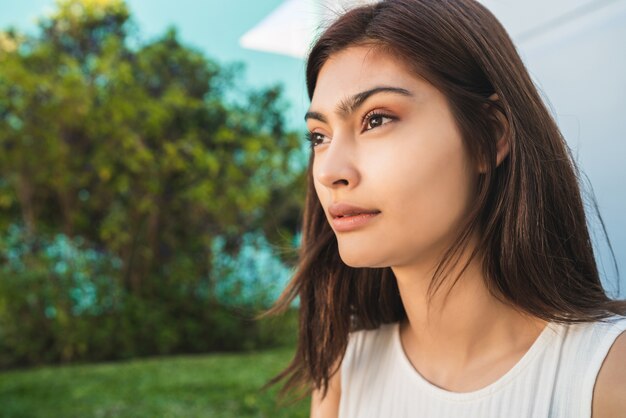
306, 46, 478, 270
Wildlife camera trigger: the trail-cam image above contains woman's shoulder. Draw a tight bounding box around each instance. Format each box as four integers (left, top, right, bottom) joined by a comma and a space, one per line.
591, 317, 626, 417
340, 322, 400, 399
552, 316, 626, 373
550, 315, 626, 417
342, 322, 399, 371
554, 315, 626, 345
568, 316, 626, 347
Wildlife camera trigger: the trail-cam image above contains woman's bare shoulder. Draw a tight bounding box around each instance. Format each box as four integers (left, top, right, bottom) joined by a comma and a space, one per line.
592, 330, 626, 417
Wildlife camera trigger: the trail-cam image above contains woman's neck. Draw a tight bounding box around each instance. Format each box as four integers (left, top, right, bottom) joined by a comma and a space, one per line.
392, 253, 546, 390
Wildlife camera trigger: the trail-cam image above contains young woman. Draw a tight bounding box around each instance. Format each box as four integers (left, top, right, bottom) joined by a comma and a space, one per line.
268, 1, 626, 416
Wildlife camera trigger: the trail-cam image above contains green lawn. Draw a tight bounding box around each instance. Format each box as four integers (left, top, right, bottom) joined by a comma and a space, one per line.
0, 347, 310, 418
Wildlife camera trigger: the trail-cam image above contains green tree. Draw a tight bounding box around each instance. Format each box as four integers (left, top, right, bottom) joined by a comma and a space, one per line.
0, 0, 304, 364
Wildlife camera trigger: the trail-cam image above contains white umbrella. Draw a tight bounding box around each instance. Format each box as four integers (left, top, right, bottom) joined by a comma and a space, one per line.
239, 0, 376, 59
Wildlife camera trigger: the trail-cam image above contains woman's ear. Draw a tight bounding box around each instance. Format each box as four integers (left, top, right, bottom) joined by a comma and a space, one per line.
478, 93, 510, 173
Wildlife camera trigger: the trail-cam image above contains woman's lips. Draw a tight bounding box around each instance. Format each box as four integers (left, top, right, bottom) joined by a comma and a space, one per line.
328, 203, 381, 232
331, 212, 380, 232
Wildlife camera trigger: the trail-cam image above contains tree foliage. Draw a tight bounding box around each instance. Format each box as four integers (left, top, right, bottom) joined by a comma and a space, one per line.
0, 0, 304, 366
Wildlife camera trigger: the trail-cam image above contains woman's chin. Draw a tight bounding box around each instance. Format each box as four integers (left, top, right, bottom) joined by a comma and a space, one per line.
337, 246, 388, 269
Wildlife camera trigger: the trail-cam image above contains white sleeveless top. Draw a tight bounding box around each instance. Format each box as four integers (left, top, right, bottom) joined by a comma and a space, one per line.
339, 317, 626, 418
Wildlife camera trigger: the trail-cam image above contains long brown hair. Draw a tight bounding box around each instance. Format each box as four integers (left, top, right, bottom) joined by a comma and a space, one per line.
267, 0, 626, 398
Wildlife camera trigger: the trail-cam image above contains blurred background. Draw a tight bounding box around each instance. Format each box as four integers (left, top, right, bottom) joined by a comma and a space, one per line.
0, 0, 624, 417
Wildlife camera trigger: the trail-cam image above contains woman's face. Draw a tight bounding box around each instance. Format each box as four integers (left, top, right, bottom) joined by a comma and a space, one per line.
306, 45, 479, 269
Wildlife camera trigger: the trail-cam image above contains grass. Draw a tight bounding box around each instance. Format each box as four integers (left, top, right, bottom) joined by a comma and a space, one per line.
0, 347, 309, 418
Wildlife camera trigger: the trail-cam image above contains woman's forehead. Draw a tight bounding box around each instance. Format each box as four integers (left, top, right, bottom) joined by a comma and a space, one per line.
310, 46, 431, 111
319, 46, 410, 85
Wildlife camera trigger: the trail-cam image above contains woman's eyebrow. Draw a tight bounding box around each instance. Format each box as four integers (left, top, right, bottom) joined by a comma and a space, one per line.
304, 86, 413, 123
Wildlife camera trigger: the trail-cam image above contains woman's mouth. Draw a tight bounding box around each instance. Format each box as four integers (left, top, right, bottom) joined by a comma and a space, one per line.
328, 203, 381, 232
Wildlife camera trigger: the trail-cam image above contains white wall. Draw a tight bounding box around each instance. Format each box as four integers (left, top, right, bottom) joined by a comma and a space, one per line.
480, 0, 626, 296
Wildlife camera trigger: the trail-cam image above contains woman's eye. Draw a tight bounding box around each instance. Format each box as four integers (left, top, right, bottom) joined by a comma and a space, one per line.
305, 132, 327, 148
364, 113, 394, 131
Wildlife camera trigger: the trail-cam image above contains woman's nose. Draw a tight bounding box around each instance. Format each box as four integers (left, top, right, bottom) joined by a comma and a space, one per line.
314, 133, 360, 189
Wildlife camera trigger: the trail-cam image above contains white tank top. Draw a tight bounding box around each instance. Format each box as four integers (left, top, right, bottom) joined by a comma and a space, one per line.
339, 317, 626, 418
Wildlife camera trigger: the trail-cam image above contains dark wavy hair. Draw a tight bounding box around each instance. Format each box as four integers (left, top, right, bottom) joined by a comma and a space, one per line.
266, 0, 626, 399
